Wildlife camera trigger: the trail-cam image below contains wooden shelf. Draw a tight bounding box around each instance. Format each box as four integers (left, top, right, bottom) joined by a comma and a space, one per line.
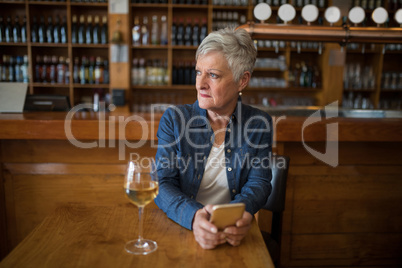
32, 83, 70, 88
73, 84, 110, 89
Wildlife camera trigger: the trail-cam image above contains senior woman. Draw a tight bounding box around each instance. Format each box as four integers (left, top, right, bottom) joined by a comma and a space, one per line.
154, 27, 273, 249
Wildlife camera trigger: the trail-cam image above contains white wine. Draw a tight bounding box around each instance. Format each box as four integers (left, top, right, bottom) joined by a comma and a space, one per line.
125, 181, 159, 207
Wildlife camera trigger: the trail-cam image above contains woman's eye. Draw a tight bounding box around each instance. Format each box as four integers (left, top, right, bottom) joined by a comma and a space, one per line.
195, 70, 201, 76
209, 73, 218, 78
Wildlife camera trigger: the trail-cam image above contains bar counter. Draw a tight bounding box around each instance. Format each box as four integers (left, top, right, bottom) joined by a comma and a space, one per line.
1, 110, 401, 267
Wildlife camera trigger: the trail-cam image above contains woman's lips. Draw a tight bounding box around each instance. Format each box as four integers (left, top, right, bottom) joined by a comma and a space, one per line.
200, 93, 211, 98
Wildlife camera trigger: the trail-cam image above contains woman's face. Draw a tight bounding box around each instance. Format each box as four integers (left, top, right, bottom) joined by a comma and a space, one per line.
195, 51, 247, 116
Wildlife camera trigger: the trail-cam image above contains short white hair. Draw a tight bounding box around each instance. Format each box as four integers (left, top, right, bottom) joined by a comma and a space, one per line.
196, 27, 257, 83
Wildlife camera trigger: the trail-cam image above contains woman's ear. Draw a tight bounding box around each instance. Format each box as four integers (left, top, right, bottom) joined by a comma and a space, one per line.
238, 71, 251, 92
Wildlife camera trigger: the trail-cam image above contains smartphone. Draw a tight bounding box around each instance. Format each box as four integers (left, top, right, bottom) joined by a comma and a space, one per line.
209, 203, 245, 230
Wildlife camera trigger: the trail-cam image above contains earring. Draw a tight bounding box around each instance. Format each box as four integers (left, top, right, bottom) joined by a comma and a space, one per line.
239, 92, 243, 96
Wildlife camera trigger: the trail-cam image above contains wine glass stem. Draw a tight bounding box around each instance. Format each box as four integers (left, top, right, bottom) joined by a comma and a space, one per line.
138, 206, 144, 242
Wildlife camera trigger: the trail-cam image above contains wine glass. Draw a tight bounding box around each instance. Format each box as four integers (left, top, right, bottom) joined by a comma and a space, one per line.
124, 160, 159, 255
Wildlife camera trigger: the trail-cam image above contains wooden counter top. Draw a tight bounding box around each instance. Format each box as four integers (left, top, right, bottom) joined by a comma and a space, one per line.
0, 203, 274, 268
1, 111, 401, 142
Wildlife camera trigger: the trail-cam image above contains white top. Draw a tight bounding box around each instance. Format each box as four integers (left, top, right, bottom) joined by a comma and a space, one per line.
196, 143, 231, 206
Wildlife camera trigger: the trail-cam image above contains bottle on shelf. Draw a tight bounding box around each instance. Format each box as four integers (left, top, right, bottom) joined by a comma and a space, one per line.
73, 57, 80, 84
46, 16, 53, 43
86, 15, 93, 44
71, 15, 78, 44
176, 18, 184, 46
14, 56, 23, 82
78, 15, 86, 44
1, 55, 8, 82
94, 57, 104, 84
41, 55, 48, 83
8, 56, 14, 82
160, 15, 168, 45
35, 55, 42, 83
38, 16, 45, 43
93, 15, 100, 44
22, 55, 29, 83
151, 15, 159, 45
61, 16, 67, 44
65, 58, 70, 84
53, 15, 60, 44
131, 58, 138, 85
57, 56, 66, 84
141, 16, 149, 45
21, 16, 27, 43
103, 59, 109, 84
101, 15, 108, 44
88, 56, 95, 84
5, 16, 12, 43
0, 16, 4, 43
171, 17, 177, 46
192, 18, 199, 46
132, 16, 141, 45
184, 18, 192, 46
49, 55, 57, 84
13, 15, 21, 43
80, 56, 88, 84
199, 17, 207, 43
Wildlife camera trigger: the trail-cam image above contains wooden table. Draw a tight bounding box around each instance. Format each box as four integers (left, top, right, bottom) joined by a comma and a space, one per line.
0, 203, 274, 268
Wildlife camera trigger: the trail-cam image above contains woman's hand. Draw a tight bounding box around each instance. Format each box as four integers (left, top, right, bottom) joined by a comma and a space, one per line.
192, 205, 253, 249
223, 211, 253, 247
192, 205, 226, 249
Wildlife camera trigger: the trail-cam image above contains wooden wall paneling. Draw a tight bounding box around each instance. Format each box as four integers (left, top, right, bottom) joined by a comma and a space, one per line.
280, 141, 402, 267
0, 142, 9, 259
2, 140, 157, 164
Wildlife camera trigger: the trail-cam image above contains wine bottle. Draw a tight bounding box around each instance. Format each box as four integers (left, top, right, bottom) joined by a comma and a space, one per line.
46, 16, 53, 43
13, 15, 21, 43
160, 15, 168, 45
49, 55, 57, 84
199, 17, 207, 43
80, 56, 88, 84
171, 17, 177, 46
14, 56, 23, 82
8, 56, 14, 82
78, 15, 86, 44
61, 16, 67, 43
176, 17, 184, 46
21, 16, 27, 43
132, 16, 141, 45
22, 55, 29, 83
151, 15, 159, 45
93, 15, 100, 44
103, 59, 109, 84
86, 15, 93, 44
184, 18, 192, 46
192, 18, 199, 46
1, 55, 8, 82
94, 56, 104, 84
41, 55, 48, 83
53, 15, 60, 44
57, 56, 65, 84
88, 56, 95, 84
0, 16, 4, 43
141, 16, 149, 45
35, 55, 42, 82
71, 15, 78, 44
73, 57, 80, 84
101, 15, 108, 44
5, 16, 12, 43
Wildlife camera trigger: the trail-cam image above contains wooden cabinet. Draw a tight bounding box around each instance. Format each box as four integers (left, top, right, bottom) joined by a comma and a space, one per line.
0, 0, 109, 107
0, 0, 401, 108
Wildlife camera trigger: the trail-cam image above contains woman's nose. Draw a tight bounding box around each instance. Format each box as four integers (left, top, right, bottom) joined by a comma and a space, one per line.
196, 73, 207, 89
